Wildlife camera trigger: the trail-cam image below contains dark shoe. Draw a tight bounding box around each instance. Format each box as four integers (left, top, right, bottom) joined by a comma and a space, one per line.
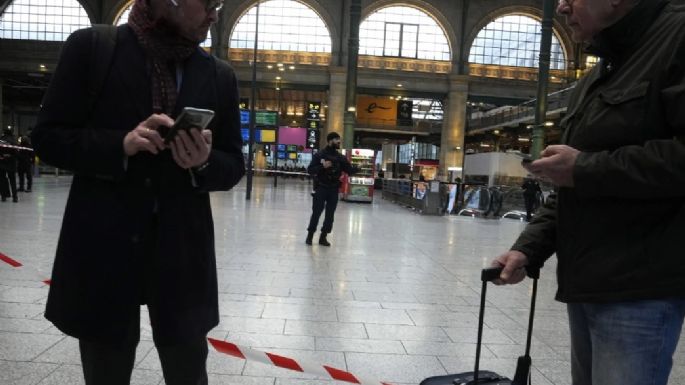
25, 189, 31, 193
12, 197, 18, 203
318, 233, 331, 247
1, 197, 6, 202
305, 232, 314, 245
17, 188, 24, 192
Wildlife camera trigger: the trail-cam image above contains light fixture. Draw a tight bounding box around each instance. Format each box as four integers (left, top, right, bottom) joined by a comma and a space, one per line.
480, 143, 491, 148
526, 125, 534, 129
544, 121, 554, 127
347, 107, 356, 112
275, 76, 281, 80
267, 65, 273, 69
494, 130, 500, 134
279, 68, 285, 72
389, 96, 395, 100
277, 63, 284, 67
518, 137, 531, 142
289, 65, 295, 70
39, 64, 46, 69
276, 87, 280, 91
397, 84, 403, 87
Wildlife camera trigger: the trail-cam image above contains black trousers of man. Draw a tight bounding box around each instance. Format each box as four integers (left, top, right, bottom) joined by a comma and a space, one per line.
307, 186, 339, 234
17, 163, 32, 191
524, 194, 536, 222
0, 170, 17, 201
78, 216, 209, 385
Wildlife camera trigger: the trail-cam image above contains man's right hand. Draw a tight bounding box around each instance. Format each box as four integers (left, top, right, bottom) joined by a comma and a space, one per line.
323, 160, 333, 169
123, 114, 172, 156
491, 250, 529, 285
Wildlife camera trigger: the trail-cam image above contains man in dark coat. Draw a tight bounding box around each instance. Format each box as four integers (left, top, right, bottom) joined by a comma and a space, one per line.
0, 128, 19, 202
305, 132, 358, 246
492, 1, 685, 384
32, 0, 244, 383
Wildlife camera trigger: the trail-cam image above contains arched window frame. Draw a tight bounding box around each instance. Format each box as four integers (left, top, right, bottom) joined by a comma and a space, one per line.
468, 13, 568, 70
359, 5, 451, 61
229, 0, 332, 53
0, 0, 92, 41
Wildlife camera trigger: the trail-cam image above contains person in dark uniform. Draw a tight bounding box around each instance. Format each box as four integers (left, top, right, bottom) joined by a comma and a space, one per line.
0, 128, 19, 202
17, 134, 34, 193
522, 177, 541, 221
305, 132, 358, 246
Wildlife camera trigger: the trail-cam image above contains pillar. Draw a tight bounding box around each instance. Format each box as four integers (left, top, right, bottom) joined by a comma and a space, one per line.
343, 0, 362, 150
325, 66, 347, 148
438, 75, 469, 181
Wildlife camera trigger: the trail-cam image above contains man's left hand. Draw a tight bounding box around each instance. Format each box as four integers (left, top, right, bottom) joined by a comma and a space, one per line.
170, 128, 212, 169
524, 145, 580, 187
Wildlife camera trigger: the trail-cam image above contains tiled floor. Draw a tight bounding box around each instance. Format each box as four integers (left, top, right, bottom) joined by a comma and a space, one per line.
1, 176, 683, 385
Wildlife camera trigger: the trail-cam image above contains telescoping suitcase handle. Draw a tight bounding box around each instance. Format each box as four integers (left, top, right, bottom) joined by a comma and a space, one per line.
471, 266, 540, 385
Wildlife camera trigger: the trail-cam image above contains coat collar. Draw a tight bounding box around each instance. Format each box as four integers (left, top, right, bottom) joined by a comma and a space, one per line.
587, 0, 668, 62
173, 48, 213, 117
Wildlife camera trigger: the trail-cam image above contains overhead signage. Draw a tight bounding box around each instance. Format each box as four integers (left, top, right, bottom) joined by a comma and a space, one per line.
306, 128, 320, 149
397, 100, 413, 126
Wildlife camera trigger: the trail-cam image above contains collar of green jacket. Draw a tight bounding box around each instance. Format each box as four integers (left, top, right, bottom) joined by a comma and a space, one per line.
587, 0, 668, 62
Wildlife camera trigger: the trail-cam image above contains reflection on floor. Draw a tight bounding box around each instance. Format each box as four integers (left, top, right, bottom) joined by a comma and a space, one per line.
0, 176, 683, 385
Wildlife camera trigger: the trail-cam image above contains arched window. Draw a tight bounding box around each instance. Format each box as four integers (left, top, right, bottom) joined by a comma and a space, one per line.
230, 0, 332, 52
0, 0, 91, 41
469, 14, 566, 69
114, 1, 211, 47
360, 6, 450, 61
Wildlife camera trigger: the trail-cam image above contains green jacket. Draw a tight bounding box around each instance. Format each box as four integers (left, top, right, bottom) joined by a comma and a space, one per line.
512, 0, 685, 303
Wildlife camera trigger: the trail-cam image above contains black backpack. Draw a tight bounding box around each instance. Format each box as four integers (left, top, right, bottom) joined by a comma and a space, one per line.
86, 24, 118, 116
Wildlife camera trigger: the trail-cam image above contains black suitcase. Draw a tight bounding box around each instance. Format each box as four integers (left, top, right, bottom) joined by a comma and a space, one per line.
420, 266, 540, 385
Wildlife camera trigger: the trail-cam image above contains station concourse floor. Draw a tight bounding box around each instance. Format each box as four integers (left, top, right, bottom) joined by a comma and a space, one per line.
1, 176, 683, 385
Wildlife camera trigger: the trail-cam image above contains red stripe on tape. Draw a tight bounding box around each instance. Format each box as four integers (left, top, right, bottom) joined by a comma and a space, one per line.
0, 252, 23, 267
266, 353, 304, 372
208, 338, 245, 359
323, 365, 361, 384
42, 279, 52, 285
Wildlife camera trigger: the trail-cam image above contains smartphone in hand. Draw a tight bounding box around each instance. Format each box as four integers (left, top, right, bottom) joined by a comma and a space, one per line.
517, 153, 533, 164
163, 107, 215, 144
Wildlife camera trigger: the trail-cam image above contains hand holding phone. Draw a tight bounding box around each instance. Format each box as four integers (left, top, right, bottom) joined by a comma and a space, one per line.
517, 153, 533, 164
163, 107, 215, 145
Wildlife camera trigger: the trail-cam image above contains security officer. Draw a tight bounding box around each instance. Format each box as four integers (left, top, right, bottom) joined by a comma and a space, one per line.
305, 132, 358, 246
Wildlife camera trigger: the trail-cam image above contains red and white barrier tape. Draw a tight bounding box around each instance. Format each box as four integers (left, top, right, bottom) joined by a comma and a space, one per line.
252, 168, 310, 177
208, 338, 394, 385
0, 143, 33, 152
1, 252, 393, 384
0, 251, 51, 285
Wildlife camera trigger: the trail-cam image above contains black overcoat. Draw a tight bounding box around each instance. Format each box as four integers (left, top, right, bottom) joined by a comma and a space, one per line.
32, 25, 245, 344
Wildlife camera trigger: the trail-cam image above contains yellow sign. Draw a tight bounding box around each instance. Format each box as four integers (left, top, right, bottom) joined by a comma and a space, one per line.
356, 96, 397, 124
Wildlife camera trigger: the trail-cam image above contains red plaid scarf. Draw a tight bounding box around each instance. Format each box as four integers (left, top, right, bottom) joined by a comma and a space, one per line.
127, 0, 198, 115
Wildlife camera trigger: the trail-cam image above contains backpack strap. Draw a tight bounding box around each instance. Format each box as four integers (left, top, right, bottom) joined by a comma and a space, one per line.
87, 24, 118, 116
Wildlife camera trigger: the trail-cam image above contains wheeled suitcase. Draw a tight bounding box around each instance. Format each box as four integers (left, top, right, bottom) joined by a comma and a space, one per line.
420, 266, 540, 385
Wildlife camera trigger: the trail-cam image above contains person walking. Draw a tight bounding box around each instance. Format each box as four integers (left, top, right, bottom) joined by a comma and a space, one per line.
521, 177, 541, 221
491, 1, 685, 385
17, 134, 34, 193
31, 0, 245, 383
305, 132, 358, 246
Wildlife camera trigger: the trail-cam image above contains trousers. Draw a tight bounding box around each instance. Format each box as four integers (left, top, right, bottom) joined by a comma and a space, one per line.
307, 186, 339, 233
568, 298, 685, 385
79, 308, 209, 385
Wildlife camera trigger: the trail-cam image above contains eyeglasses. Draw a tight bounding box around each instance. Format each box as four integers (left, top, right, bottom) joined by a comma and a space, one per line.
204, 0, 223, 12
